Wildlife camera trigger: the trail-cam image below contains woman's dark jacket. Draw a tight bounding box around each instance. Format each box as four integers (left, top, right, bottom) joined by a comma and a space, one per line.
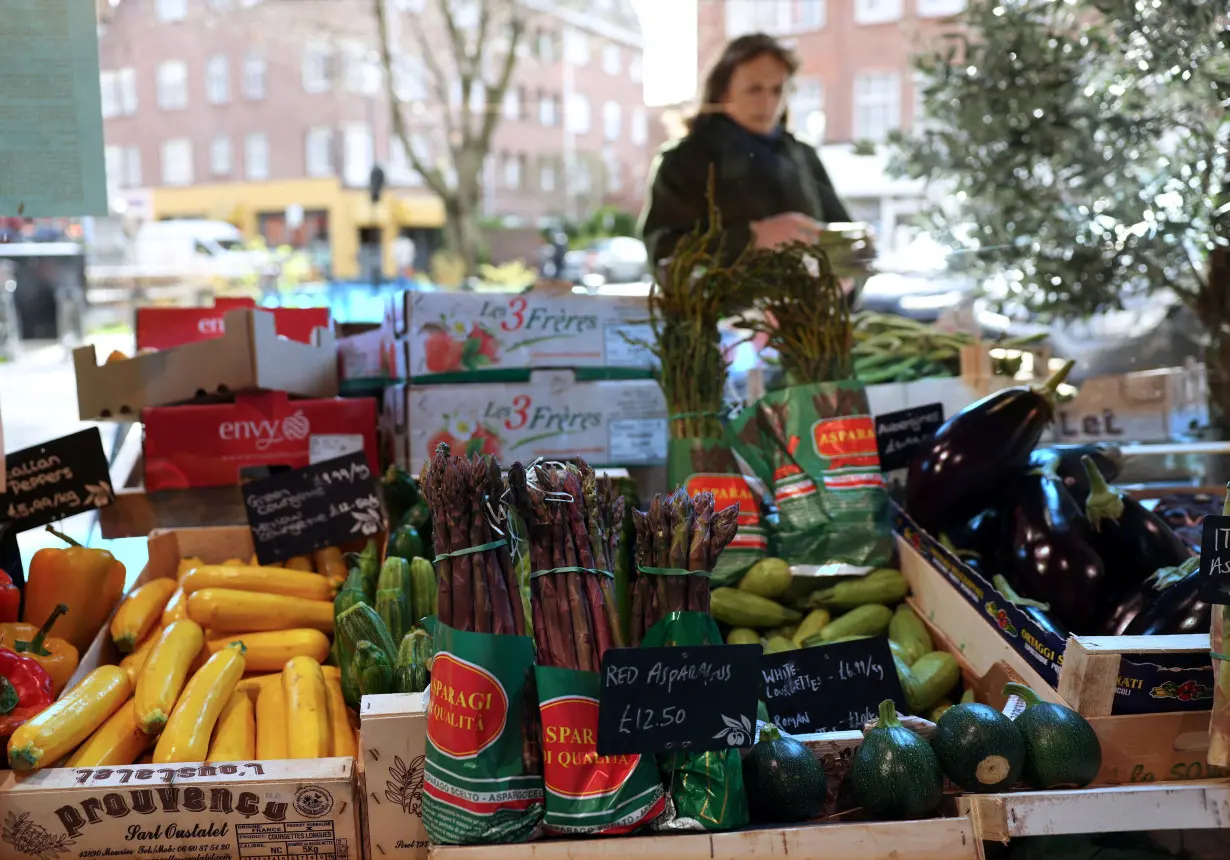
639, 114, 851, 268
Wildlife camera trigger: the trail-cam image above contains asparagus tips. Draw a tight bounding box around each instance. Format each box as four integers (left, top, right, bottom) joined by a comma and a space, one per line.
709, 503, 741, 560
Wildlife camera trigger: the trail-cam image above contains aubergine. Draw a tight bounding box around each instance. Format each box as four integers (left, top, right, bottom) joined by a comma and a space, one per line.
1007, 468, 1110, 635
1029, 444, 1123, 503
946, 508, 1006, 563
906, 361, 1074, 534
992, 573, 1070, 641
1081, 456, 1192, 597
1122, 558, 1209, 636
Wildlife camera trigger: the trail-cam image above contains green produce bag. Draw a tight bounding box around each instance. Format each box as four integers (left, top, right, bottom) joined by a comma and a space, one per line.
667, 436, 766, 586
642, 610, 750, 832
422, 622, 544, 844
535, 665, 667, 835
730, 381, 892, 571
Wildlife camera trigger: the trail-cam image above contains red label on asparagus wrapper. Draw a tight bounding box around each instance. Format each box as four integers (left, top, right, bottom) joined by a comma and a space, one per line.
428, 654, 510, 758
684, 473, 768, 552
811, 416, 883, 472
540, 695, 643, 797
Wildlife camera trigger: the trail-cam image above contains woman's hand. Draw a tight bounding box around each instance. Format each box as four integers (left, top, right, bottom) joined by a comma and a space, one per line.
750, 212, 823, 249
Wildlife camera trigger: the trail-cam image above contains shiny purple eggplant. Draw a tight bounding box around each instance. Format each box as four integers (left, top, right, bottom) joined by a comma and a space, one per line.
906, 361, 1074, 534
1029, 444, 1123, 504
1120, 558, 1208, 636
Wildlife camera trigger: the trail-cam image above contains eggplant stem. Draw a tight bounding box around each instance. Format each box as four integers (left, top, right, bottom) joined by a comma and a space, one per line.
1082, 455, 1123, 531
1003, 681, 1043, 708
876, 698, 902, 729
1146, 557, 1198, 590
1222, 482, 1230, 517
991, 574, 1051, 610
1034, 359, 1076, 398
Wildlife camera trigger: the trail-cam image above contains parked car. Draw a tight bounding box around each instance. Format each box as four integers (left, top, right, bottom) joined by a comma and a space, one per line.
562, 237, 649, 286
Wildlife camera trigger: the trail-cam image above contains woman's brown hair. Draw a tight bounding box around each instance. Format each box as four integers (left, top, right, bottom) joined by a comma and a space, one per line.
688, 33, 800, 129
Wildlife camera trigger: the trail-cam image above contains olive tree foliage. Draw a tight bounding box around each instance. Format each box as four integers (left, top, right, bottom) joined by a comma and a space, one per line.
891, 0, 1230, 422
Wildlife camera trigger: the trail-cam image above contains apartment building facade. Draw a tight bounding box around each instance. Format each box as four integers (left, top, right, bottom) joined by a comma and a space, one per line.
698, 0, 966, 251
98, 0, 653, 278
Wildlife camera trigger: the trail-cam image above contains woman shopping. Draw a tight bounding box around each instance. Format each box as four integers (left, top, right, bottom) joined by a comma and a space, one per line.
640, 33, 852, 268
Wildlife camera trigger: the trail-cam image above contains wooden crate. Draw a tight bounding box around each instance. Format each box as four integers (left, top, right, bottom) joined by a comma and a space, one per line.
1059, 634, 1209, 718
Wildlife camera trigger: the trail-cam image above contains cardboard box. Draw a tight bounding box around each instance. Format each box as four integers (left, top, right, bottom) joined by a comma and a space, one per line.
338, 325, 400, 385
74, 308, 339, 421
387, 289, 655, 378
895, 508, 1213, 716
388, 372, 667, 469
1047, 364, 1208, 443
142, 392, 378, 491
359, 693, 428, 860
136, 297, 331, 351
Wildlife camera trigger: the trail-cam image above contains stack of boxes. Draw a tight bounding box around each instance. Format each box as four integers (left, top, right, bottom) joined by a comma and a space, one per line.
369, 288, 665, 471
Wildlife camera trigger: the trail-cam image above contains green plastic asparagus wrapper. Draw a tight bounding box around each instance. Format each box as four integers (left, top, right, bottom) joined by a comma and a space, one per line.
1209, 485, 1230, 767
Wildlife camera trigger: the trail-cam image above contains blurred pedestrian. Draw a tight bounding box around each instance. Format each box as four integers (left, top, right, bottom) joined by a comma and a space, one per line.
640, 33, 851, 269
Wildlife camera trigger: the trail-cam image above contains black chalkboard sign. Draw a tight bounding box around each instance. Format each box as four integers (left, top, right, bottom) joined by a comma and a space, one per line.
597, 644, 761, 756
242, 451, 383, 565
1, 428, 115, 533
1197, 515, 1230, 604
875, 403, 944, 472
761, 636, 906, 734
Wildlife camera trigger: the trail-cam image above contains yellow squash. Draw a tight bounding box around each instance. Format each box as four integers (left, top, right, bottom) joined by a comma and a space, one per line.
313, 547, 347, 588
186, 588, 334, 633
119, 623, 163, 684
180, 565, 335, 602
207, 690, 256, 762
7, 666, 131, 771
161, 588, 189, 625
177, 557, 205, 579
237, 665, 340, 699
205, 628, 330, 672
153, 642, 246, 764
134, 619, 206, 735
324, 674, 356, 758
254, 682, 287, 759
66, 700, 151, 767
284, 555, 315, 572
111, 579, 178, 653
282, 656, 329, 758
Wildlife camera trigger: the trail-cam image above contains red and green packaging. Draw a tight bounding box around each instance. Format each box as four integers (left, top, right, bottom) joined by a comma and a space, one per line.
730, 381, 892, 571
422, 622, 545, 844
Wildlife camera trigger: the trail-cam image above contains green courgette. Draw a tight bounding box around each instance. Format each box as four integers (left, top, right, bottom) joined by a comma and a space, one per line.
932, 702, 1025, 792
851, 699, 943, 820
393, 628, 433, 694
354, 639, 393, 697
1005, 682, 1101, 789
742, 725, 826, 823
409, 556, 437, 626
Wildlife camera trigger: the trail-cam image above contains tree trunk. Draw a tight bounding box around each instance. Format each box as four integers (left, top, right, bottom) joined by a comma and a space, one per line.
442, 193, 483, 276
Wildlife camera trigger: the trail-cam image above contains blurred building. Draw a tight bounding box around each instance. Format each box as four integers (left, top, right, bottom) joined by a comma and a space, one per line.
97, 0, 654, 278
697, 0, 964, 252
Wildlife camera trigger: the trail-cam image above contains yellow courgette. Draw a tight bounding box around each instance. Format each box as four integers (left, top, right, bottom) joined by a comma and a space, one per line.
161, 588, 189, 625
206, 628, 330, 672
282, 656, 329, 758
181, 565, 335, 601
153, 642, 246, 763
134, 619, 206, 735
186, 588, 334, 633
238, 665, 340, 699
285, 555, 315, 572
7, 666, 131, 770
111, 579, 179, 653
255, 681, 287, 759
177, 557, 204, 579
119, 622, 163, 684
207, 690, 256, 761
66, 700, 151, 767
314, 547, 347, 588
324, 674, 356, 758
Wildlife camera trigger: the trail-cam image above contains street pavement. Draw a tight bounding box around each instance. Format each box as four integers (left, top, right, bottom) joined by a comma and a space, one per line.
1, 334, 148, 586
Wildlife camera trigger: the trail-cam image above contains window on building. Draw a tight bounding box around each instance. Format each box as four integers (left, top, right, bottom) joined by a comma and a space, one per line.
156, 61, 188, 110
104, 146, 123, 188
469, 82, 486, 116
602, 101, 620, 142
913, 72, 927, 129
852, 72, 901, 141
394, 57, 427, 101
603, 148, 621, 193
540, 157, 557, 191
629, 55, 642, 83
503, 152, 521, 189
452, 0, 479, 28
302, 43, 334, 94
602, 44, 621, 76
243, 54, 266, 100
630, 108, 648, 145
393, 0, 424, 10
100, 72, 119, 119
854, 0, 902, 25
565, 29, 590, 66
118, 68, 137, 115
161, 139, 193, 186
502, 87, 521, 120
124, 146, 142, 187
245, 133, 269, 179
535, 29, 558, 64
388, 135, 424, 186
156, 0, 188, 22
211, 136, 232, 176
789, 77, 825, 142
343, 124, 374, 187
573, 158, 591, 193
209, 0, 234, 9
345, 45, 380, 95
539, 90, 558, 126
567, 93, 590, 134
724, 0, 804, 37
206, 55, 230, 105
917, 0, 967, 16
306, 127, 333, 177
798, 0, 826, 28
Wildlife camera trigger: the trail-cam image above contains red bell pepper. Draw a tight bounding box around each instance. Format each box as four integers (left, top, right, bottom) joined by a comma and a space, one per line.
0, 570, 18, 623
0, 646, 53, 737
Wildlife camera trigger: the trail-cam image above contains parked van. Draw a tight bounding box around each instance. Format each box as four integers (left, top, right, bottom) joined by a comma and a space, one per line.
132, 219, 262, 278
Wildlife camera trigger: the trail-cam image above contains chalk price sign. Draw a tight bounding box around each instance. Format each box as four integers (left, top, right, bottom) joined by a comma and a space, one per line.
242, 451, 383, 565
596, 644, 761, 756
2, 428, 114, 532
1197, 515, 1230, 605
875, 403, 944, 472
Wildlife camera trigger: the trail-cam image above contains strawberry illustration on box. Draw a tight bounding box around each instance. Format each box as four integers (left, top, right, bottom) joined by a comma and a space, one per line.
421, 316, 502, 374
425, 413, 505, 460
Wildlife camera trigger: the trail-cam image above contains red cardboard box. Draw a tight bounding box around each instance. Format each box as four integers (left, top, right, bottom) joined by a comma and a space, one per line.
142, 391, 377, 490
136, 297, 331, 351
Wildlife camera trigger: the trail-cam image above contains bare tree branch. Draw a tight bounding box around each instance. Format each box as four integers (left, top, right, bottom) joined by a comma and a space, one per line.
479, 4, 525, 150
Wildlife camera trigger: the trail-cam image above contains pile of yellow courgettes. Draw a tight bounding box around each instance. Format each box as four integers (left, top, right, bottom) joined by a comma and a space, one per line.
6, 548, 353, 771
